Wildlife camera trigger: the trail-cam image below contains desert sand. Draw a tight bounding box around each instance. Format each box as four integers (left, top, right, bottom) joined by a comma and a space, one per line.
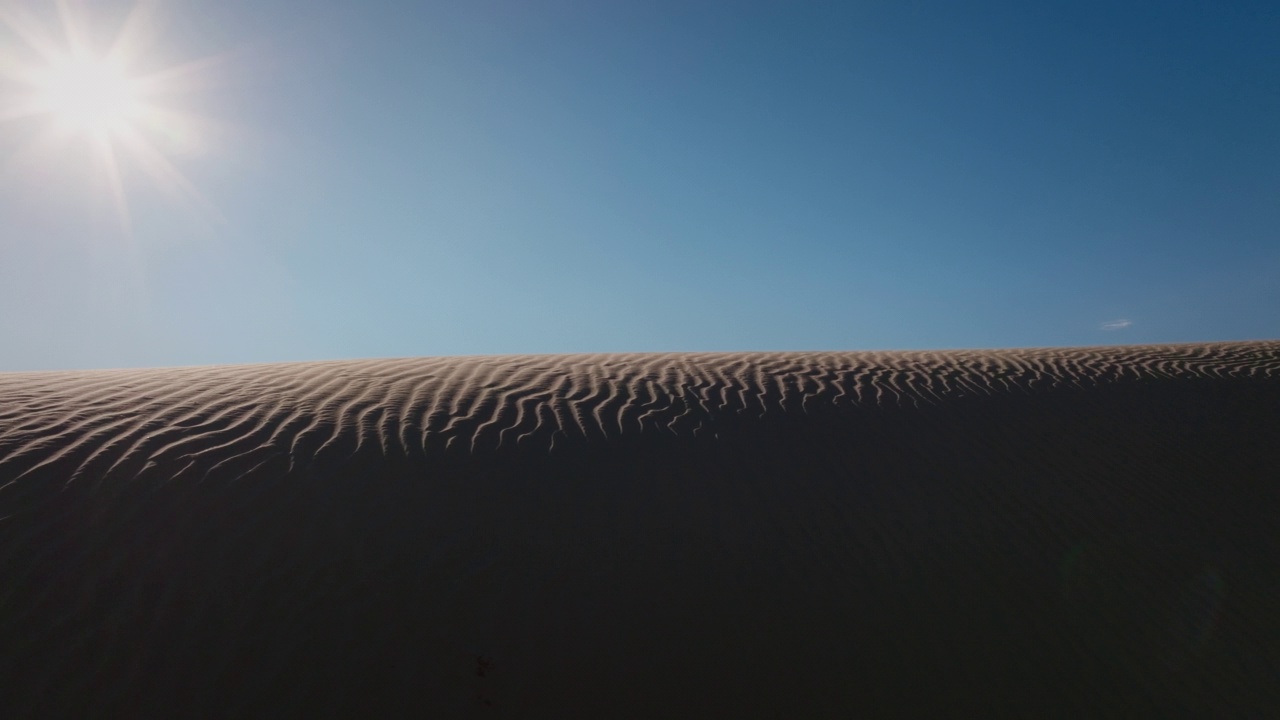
1, 342, 1278, 717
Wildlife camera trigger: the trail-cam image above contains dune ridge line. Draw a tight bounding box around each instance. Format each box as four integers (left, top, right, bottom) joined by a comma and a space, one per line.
2, 342, 1276, 484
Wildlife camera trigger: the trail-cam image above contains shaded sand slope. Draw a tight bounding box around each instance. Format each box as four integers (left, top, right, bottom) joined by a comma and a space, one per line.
2, 342, 1279, 716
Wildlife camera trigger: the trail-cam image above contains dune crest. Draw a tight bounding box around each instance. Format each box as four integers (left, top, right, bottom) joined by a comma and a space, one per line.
2, 342, 1275, 483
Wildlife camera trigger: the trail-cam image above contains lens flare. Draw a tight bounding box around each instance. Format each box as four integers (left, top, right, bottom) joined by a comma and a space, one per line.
0, 1, 225, 231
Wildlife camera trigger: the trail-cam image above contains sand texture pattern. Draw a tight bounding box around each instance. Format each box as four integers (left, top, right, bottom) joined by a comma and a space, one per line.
2, 342, 1279, 716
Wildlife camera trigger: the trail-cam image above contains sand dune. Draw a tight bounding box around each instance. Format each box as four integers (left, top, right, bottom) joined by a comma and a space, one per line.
2, 342, 1279, 716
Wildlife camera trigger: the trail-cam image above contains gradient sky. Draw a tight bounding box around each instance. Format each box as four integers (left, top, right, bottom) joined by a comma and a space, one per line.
1, 0, 1277, 370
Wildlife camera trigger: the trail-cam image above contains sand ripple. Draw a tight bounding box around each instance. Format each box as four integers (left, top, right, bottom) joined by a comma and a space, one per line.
2, 342, 1276, 484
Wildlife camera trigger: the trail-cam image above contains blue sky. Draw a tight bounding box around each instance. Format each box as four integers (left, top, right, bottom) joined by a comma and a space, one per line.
1, 0, 1277, 370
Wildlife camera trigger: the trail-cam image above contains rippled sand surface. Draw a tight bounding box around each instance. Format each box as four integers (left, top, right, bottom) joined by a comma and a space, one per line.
2, 342, 1278, 716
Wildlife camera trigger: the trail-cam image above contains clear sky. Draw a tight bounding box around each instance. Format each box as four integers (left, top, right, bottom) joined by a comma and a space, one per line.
1, 0, 1277, 370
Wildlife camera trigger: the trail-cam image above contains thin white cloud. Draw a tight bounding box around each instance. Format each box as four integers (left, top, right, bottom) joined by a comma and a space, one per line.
1100, 319, 1133, 331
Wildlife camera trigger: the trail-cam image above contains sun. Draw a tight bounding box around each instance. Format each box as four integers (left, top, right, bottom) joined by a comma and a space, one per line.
35, 54, 142, 134
1, 1, 224, 229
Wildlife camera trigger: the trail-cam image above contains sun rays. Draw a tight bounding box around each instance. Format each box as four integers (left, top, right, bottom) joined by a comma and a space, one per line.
0, 0, 222, 231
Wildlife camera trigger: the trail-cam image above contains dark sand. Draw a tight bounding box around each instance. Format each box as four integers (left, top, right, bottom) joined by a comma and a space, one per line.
2, 342, 1279, 717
